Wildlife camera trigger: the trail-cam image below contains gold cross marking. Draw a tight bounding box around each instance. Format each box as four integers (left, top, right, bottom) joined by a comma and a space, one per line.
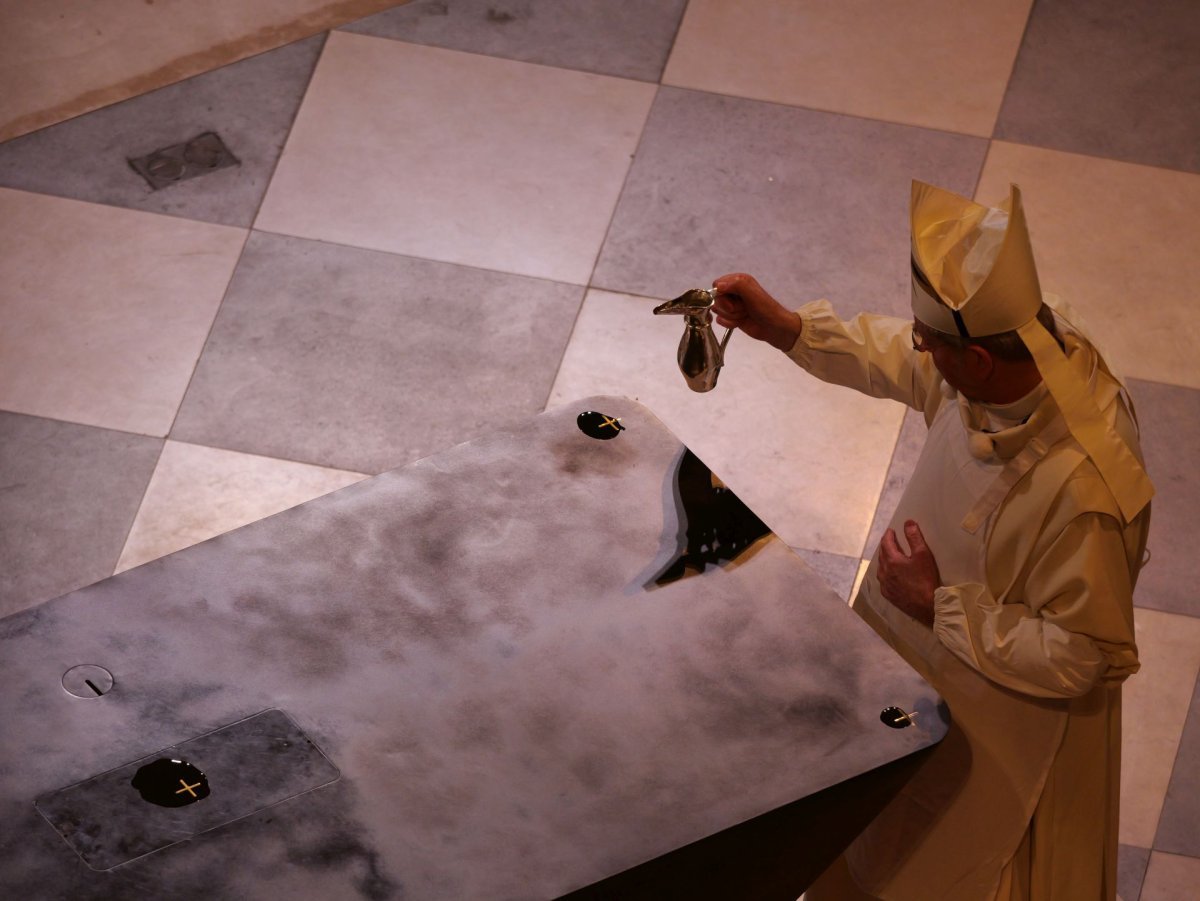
600, 416, 622, 432
176, 779, 201, 798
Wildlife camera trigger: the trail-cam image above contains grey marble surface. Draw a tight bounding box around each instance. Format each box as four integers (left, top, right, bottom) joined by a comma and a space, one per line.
862, 406, 927, 559
38, 709, 340, 870
0, 36, 326, 227
994, 0, 1200, 174
1119, 843, 1152, 901
341, 0, 688, 83
0, 398, 943, 899
790, 548, 860, 601
1124, 379, 1200, 618
591, 87, 988, 319
170, 232, 585, 474
0, 412, 163, 616
1155, 671, 1200, 856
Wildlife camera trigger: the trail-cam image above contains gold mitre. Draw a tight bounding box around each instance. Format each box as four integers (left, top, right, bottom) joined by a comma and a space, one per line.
909, 179, 1153, 522
910, 180, 1042, 337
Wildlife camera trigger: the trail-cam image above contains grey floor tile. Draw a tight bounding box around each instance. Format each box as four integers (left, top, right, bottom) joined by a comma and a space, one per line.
994, 0, 1200, 173
340, 0, 687, 82
862, 406, 927, 559
0, 35, 325, 227
592, 88, 988, 318
1140, 852, 1200, 900
1119, 844, 1151, 901
790, 548, 860, 601
171, 232, 584, 474
1154, 672, 1200, 856
0, 412, 162, 617
1126, 379, 1200, 617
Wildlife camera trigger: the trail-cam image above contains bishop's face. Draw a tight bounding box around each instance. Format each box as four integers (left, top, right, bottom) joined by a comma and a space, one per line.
912, 319, 984, 399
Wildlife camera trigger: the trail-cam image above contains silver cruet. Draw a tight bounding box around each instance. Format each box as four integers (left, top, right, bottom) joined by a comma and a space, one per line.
653, 287, 734, 393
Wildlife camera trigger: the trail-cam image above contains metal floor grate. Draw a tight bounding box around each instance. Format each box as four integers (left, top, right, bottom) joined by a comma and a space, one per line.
128, 131, 239, 190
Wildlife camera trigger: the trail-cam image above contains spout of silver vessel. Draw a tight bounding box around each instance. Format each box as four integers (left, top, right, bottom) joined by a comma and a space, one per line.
656, 287, 734, 393
653, 288, 717, 317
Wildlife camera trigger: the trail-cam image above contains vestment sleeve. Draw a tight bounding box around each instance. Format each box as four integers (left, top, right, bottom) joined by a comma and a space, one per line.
932, 513, 1140, 699
784, 300, 938, 413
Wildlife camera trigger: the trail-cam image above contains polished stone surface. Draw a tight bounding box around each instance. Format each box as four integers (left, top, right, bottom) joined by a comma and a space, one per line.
38, 709, 339, 870
664, 0, 1032, 136
1125, 379, 1200, 618
995, 0, 1200, 173
0, 188, 246, 437
0, 0, 398, 141
256, 32, 655, 284
862, 407, 927, 560
0, 413, 162, 617
592, 88, 988, 318
1140, 851, 1200, 901
976, 142, 1200, 390
0, 36, 325, 227
1155, 671, 1200, 856
5, 0, 1198, 886
791, 549, 861, 602
1118, 843, 1151, 901
116, 441, 367, 573
342, 0, 688, 82
1119, 609, 1200, 848
171, 232, 584, 474
0, 399, 944, 898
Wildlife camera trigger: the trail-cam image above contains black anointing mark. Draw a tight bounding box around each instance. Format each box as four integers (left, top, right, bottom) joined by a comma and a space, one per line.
879, 706, 915, 729
577, 410, 625, 440
653, 448, 771, 585
130, 758, 211, 807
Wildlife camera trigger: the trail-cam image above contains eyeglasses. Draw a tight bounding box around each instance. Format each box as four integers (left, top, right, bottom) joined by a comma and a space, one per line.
911, 326, 936, 353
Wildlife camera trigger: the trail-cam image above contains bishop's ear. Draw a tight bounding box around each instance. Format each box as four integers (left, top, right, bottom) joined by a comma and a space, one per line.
964, 343, 995, 380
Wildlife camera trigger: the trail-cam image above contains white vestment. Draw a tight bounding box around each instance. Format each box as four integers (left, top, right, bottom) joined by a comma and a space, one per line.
790, 300, 1147, 901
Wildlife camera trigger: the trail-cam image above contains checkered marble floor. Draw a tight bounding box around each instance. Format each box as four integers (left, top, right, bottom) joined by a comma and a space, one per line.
2, 2, 1198, 896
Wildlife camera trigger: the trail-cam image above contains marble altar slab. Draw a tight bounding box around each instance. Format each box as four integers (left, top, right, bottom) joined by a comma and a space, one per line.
0, 397, 945, 899
37, 708, 340, 870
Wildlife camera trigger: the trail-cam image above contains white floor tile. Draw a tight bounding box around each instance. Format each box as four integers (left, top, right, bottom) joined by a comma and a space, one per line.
1119, 608, 1200, 847
0, 188, 245, 436
663, 0, 1031, 136
977, 143, 1200, 390
257, 32, 655, 284
0, 0, 397, 141
116, 440, 367, 573
1139, 851, 1200, 901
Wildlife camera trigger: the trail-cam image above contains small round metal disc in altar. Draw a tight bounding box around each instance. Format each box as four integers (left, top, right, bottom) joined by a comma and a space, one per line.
577, 411, 625, 440
131, 758, 211, 807
879, 706, 914, 729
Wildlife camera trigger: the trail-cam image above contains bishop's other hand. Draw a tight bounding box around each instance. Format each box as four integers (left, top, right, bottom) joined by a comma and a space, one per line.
877, 520, 941, 626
